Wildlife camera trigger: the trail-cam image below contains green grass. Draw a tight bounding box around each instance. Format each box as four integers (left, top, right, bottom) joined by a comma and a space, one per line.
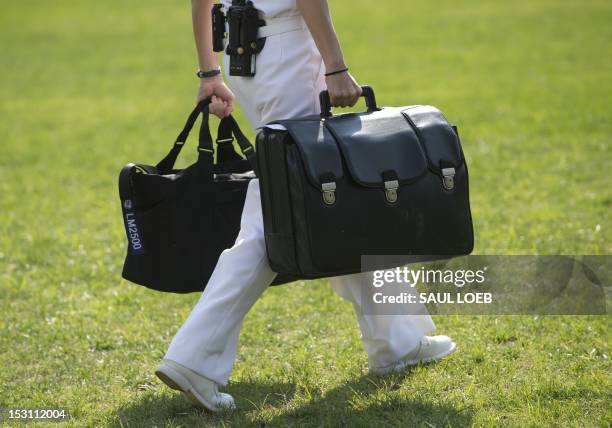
0, 0, 610, 426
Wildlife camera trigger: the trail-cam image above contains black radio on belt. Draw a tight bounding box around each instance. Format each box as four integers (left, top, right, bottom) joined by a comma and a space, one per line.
212, 4, 226, 53
212, 1, 266, 77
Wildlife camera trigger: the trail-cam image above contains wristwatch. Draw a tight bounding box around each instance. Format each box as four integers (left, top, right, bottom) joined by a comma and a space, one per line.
196, 68, 221, 78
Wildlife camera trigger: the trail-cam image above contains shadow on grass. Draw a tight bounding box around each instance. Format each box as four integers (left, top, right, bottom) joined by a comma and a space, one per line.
261, 372, 473, 427
110, 373, 472, 427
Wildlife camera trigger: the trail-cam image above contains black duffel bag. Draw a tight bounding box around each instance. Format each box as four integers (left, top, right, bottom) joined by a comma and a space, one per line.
255, 86, 474, 278
119, 100, 291, 293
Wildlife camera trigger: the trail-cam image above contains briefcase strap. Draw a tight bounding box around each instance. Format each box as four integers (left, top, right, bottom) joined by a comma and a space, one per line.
156, 100, 257, 174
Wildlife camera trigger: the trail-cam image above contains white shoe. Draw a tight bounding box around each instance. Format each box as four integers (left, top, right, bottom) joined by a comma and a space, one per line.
370, 335, 457, 375
155, 359, 235, 412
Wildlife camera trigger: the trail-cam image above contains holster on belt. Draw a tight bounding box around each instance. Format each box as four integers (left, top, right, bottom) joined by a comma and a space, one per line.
211, 1, 266, 77
212, 4, 226, 53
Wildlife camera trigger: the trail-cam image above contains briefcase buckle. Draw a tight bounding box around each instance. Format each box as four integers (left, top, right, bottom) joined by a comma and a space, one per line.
441, 167, 456, 190
384, 180, 399, 203
321, 182, 336, 205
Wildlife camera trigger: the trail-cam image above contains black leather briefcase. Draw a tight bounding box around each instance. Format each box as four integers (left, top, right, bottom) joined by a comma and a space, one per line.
255, 86, 474, 278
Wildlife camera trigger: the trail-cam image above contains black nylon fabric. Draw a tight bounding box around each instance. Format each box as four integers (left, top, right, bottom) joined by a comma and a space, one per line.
119, 101, 293, 293
256, 87, 474, 278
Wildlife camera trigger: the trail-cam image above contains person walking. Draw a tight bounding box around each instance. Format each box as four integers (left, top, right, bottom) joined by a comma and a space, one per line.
155, 0, 456, 412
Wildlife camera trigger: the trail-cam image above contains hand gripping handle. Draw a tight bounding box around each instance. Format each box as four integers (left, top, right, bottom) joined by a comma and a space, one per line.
319, 85, 378, 118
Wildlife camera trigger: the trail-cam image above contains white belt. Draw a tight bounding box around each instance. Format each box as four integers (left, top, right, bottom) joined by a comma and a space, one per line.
257, 15, 306, 38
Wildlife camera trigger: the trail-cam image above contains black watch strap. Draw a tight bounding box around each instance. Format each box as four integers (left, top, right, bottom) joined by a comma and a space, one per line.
196, 68, 221, 78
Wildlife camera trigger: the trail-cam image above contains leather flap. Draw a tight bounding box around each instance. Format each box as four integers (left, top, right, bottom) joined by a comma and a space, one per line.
323, 108, 428, 187
272, 106, 461, 189
269, 119, 344, 188
401, 105, 463, 172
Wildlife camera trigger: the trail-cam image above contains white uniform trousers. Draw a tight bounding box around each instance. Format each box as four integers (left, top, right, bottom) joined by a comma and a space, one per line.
164, 24, 435, 386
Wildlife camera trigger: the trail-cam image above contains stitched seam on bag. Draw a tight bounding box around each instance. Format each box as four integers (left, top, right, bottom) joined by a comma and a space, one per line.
280, 136, 300, 272
290, 145, 337, 275
287, 145, 308, 274
460, 149, 475, 254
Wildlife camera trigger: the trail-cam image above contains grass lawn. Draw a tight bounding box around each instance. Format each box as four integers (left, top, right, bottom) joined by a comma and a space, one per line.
0, 0, 610, 426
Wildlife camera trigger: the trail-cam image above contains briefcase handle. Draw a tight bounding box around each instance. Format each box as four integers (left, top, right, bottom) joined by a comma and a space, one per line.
319, 85, 378, 118
156, 99, 256, 173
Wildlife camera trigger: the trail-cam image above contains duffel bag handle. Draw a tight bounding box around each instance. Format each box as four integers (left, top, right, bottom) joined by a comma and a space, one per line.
156, 100, 256, 173
198, 113, 258, 174
319, 85, 378, 118
156, 99, 210, 172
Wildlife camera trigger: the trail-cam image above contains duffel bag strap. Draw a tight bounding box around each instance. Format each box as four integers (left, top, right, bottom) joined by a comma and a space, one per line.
197, 104, 215, 163
156, 99, 257, 175
118, 163, 157, 205
118, 163, 155, 255
156, 99, 211, 173
196, 109, 255, 170
224, 115, 258, 175
216, 118, 244, 163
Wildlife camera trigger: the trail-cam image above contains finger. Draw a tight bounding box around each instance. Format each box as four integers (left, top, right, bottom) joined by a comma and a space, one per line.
214, 100, 225, 118
210, 102, 224, 117
209, 106, 220, 117
209, 103, 222, 116
223, 86, 235, 102
340, 92, 351, 107
219, 101, 228, 118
